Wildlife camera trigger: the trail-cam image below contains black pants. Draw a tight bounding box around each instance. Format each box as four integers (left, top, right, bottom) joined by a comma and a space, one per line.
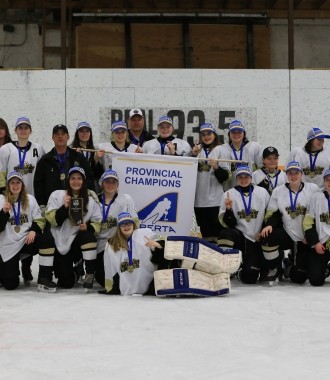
194, 206, 222, 240
95, 251, 105, 287
308, 248, 330, 286
0, 239, 39, 290
261, 228, 308, 284
54, 230, 97, 289
218, 227, 263, 284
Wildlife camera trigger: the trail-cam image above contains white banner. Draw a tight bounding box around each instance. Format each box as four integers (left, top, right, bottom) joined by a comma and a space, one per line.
112, 152, 198, 236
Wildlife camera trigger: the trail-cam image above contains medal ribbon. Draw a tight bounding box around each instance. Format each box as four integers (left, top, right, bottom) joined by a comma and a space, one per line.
101, 195, 115, 223
82, 149, 90, 160
238, 186, 252, 217
127, 236, 133, 266
265, 170, 279, 191
231, 143, 244, 163
17, 146, 28, 170
159, 141, 166, 155
203, 147, 209, 164
309, 152, 319, 173
327, 196, 330, 217
289, 186, 300, 213
12, 197, 21, 228
56, 151, 68, 174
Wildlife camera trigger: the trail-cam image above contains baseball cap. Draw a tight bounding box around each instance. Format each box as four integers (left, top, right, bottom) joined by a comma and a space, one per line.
68, 166, 86, 179
111, 120, 128, 132
76, 121, 91, 131
15, 117, 31, 129
235, 165, 252, 177
307, 127, 330, 141
285, 161, 303, 173
323, 169, 330, 178
99, 169, 119, 186
157, 115, 173, 126
117, 212, 134, 226
7, 171, 23, 182
263, 146, 279, 159
229, 119, 245, 133
129, 109, 144, 118
200, 123, 217, 134
53, 124, 69, 135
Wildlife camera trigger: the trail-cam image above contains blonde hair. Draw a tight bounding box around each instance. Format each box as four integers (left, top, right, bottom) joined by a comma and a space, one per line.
5, 180, 29, 211
108, 222, 137, 252
111, 130, 130, 144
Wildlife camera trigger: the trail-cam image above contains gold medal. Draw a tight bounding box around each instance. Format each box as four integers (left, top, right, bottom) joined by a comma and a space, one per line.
127, 265, 134, 273
60, 173, 66, 180
14, 225, 20, 233
290, 212, 296, 219
309, 172, 316, 178
245, 215, 252, 222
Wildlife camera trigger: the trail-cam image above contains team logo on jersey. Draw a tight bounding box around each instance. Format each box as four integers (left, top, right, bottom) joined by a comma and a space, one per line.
285, 204, 307, 217
138, 193, 178, 224
237, 209, 258, 220
14, 162, 35, 174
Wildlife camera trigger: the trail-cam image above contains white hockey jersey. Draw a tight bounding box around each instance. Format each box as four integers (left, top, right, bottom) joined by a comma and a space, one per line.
142, 137, 191, 156
98, 142, 138, 170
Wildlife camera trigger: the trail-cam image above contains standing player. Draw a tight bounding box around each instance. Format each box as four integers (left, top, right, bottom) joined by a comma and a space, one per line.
191, 122, 230, 243
288, 127, 330, 190
97, 120, 142, 171
220, 119, 262, 190
0, 117, 45, 196
303, 169, 330, 286
260, 161, 320, 285
218, 165, 270, 284
0, 118, 12, 147
142, 116, 191, 156
252, 146, 287, 195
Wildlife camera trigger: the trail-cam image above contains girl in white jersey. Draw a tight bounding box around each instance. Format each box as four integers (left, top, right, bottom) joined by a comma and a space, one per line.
191, 122, 230, 242
260, 161, 320, 285
101, 212, 167, 296
218, 165, 270, 284
97, 120, 142, 171
95, 169, 138, 286
221, 119, 262, 190
252, 146, 286, 195
142, 115, 191, 156
46, 166, 102, 291
288, 127, 330, 190
0, 171, 54, 290
303, 169, 330, 286
0, 117, 45, 196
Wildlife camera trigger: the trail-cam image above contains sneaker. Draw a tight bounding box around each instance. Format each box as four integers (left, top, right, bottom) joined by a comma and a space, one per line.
37, 277, 57, 293
21, 264, 33, 286
83, 273, 95, 291
267, 268, 279, 286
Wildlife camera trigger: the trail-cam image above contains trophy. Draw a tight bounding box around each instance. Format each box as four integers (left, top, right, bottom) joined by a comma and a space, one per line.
69, 198, 83, 225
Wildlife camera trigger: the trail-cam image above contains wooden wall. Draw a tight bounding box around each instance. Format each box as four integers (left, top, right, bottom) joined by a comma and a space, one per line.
75, 23, 270, 69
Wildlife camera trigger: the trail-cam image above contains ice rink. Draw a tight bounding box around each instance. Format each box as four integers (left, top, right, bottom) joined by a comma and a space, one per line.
1, 260, 330, 380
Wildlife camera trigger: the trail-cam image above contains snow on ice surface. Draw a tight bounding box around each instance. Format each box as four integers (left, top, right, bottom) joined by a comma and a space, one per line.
1, 265, 330, 380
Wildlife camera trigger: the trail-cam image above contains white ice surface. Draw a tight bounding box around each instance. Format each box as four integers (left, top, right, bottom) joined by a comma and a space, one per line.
1, 260, 330, 380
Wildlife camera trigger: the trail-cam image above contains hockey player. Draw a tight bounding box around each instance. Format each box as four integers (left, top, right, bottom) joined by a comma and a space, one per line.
101, 212, 168, 296
218, 165, 270, 284
45, 167, 102, 291
70, 121, 104, 192
288, 127, 330, 190
142, 115, 191, 156
97, 120, 142, 171
260, 161, 320, 285
0, 117, 45, 196
303, 169, 330, 286
191, 122, 230, 242
95, 169, 138, 286
252, 146, 287, 195
220, 119, 262, 190
0, 171, 55, 290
